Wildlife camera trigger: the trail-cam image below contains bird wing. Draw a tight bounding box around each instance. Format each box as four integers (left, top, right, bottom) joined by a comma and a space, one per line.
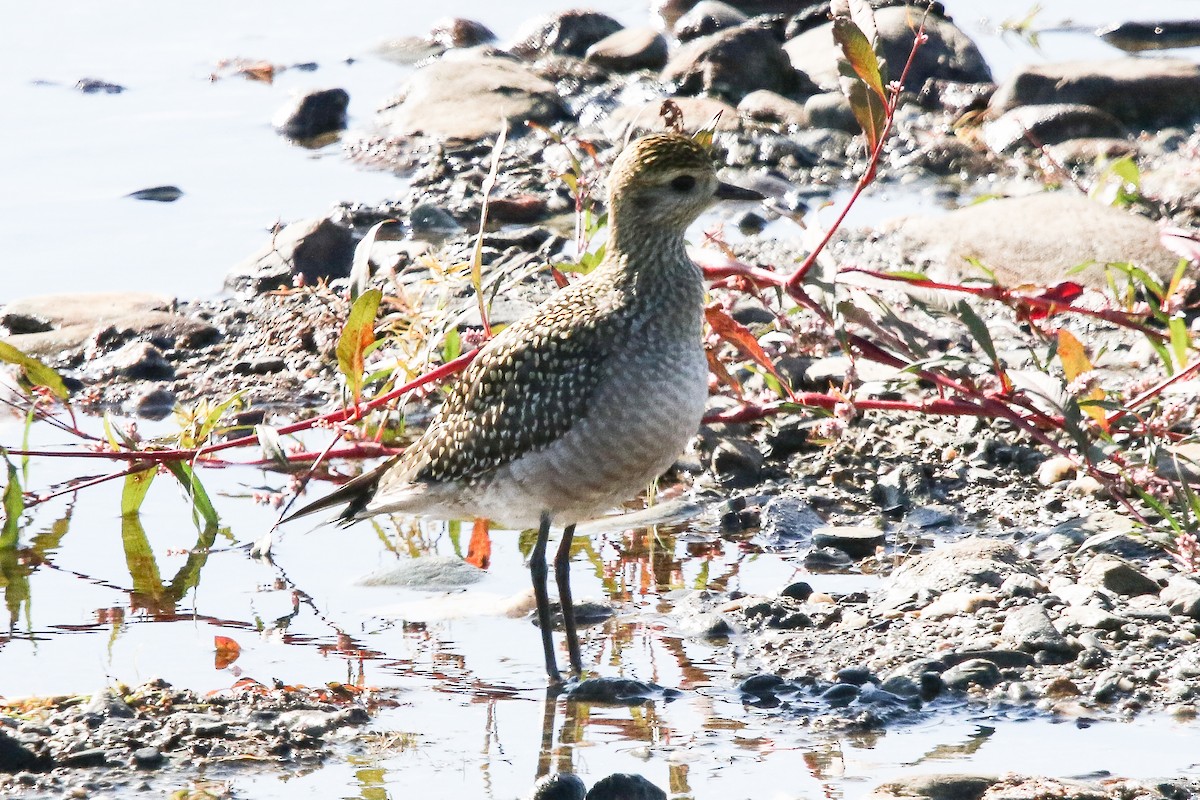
387, 280, 634, 489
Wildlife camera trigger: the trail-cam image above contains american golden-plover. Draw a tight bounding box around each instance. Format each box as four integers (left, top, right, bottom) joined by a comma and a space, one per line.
287, 133, 761, 683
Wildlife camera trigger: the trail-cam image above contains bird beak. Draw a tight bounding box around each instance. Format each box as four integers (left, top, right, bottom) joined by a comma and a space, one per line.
715, 181, 764, 201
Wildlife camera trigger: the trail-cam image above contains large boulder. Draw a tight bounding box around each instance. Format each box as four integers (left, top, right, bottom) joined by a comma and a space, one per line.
510, 10, 623, 59
784, 6, 991, 91
225, 218, 353, 296
876, 193, 1182, 289
378, 56, 569, 142
663, 24, 796, 102
991, 58, 1200, 127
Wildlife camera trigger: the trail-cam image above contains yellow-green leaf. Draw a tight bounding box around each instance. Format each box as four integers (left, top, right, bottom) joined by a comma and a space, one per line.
832, 16, 886, 103
121, 468, 156, 517
0, 340, 68, 400
1, 458, 22, 550
336, 288, 382, 404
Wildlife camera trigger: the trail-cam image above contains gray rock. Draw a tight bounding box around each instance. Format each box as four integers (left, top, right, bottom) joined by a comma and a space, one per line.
586, 773, 666, 800
2, 293, 171, 334
1080, 554, 1161, 597
356, 556, 484, 588
226, 217, 354, 295
673, 0, 748, 41
85, 688, 136, 719
603, 95, 740, 140
991, 58, 1200, 127
511, 10, 623, 59
709, 437, 763, 486
566, 677, 675, 705
983, 103, 1125, 154
663, 24, 795, 102
409, 203, 464, 236
866, 773, 997, 800
759, 493, 825, 543
878, 193, 1182, 290
878, 538, 1034, 613
92, 341, 174, 381
1161, 575, 1200, 618
379, 57, 568, 142
584, 28, 669, 72
1058, 604, 1127, 632
998, 573, 1047, 598
528, 773, 587, 800
941, 659, 1002, 691
1001, 605, 1075, 655
784, 7, 992, 91
427, 18, 496, 50
738, 89, 809, 126
272, 88, 348, 139
130, 746, 163, 768
812, 525, 886, 558
131, 386, 177, 419
804, 91, 858, 133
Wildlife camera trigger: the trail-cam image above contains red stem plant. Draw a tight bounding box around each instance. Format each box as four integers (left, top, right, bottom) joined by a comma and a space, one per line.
2, 2, 1198, 558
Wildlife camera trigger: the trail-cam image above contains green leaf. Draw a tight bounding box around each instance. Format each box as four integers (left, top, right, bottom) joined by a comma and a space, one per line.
0, 340, 68, 399
842, 70, 888, 153
121, 468, 156, 517
441, 327, 461, 364
953, 300, 1001, 369
884, 270, 932, 282
832, 17, 885, 101
194, 391, 245, 446
336, 288, 383, 405
165, 461, 219, 532
1169, 314, 1190, 368
1, 457, 23, 550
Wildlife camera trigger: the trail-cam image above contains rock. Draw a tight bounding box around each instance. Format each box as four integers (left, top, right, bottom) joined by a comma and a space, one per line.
803, 546, 854, 570
528, 773, 587, 800
379, 57, 568, 142
879, 193, 1182, 289
673, 1, 748, 41
812, 526, 885, 558
409, 203, 464, 236
85, 688, 136, 719
920, 589, 998, 619
272, 88, 349, 139
75, 78, 125, 94
878, 538, 1034, 613
941, 659, 1002, 691
1001, 605, 1075, 656
132, 386, 178, 419
999, 573, 1046, 598
1080, 554, 1161, 596
0, 729, 49, 773
1161, 575, 1200, 618
428, 18, 496, 49
91, 341, 173, 381
709, 437, 763, 486
356, 556, 484, 588
487, 194, 550, 224
226, 217, 354, 295
1058, 604, 1127, 632
603, 95, 740, 140
511, 10, 624, 59
983, 103, 1125, 154
759, 493, 825, 544
130, 746, 163, 768
784, 7, 992, 91
738, 89, 809, 126
87, 311, 218, 354
1097, 20, 1200, 52
586, 773, 666, 800
2, 293, 171, 334
1036, 455, 1076, 486
990, 58, 1200, 127
566, 677, 676, 705
804, 91, 858, 132
865, 774, 997, 800
656, 0, 799, 29
126, 185, 183, 202
584, 28, 668, 72
662, 24, 795, 102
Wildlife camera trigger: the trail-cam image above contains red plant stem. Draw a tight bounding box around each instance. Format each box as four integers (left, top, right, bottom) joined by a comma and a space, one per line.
1108, 358, 1200, 427
785, 8, 929, 288
26, 465, 143, 506
844, 268, 1169, 340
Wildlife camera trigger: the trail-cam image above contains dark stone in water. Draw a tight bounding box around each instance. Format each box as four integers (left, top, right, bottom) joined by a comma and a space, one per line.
1097, 20, 1200, 52
75, 78, 125, 94
566, 677, 679, 705
586, 773, 666, 800
820, 682, 860, 707
273, 88, 349, 140
529, 773, 587, 800
780, 581, 812, 601
835, 666, 876, 686
126, 185, 183, 202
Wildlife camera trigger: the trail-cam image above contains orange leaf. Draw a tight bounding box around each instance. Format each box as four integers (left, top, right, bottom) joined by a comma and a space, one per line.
705, 306, 791, 397
466, 518, 492, 569
214, 635, 242, 670
1057, 329, 1108, 431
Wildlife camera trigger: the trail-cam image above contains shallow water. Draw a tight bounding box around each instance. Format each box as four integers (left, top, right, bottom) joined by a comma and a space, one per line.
5, 1, 1200, 797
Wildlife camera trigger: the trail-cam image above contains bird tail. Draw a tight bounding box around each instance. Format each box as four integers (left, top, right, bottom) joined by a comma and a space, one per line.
277, 456, 401, 527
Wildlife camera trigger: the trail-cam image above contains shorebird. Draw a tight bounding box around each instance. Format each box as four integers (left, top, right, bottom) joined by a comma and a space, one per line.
285, 133, 761, 683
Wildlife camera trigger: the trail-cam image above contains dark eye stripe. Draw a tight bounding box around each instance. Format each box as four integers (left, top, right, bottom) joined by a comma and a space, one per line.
670, 175, 696, 192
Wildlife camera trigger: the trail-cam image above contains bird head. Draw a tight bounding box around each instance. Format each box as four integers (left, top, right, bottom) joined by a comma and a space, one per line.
607, 133, 761, 233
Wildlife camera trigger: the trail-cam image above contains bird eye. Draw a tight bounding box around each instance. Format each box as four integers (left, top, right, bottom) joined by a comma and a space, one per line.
670, 175, 696, 192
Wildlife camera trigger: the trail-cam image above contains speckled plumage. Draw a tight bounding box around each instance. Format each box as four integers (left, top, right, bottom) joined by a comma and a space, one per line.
287, 133, 758, 682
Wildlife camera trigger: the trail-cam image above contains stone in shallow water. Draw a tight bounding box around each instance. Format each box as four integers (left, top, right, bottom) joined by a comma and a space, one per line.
356, 556, 484, 589
272, 87, 349, 140
527, 773, 586, 800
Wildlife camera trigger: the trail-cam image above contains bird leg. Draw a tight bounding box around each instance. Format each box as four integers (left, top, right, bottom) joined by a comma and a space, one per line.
554, 524, 583, 675
531, 511, 561, 683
